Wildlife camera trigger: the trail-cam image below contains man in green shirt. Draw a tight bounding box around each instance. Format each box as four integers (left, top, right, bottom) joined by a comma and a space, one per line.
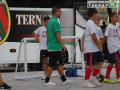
44, 6, 74, 86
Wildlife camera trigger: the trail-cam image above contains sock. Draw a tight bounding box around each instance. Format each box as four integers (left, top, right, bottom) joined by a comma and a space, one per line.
45, 77, 50, 83
115, 65, 120, 79
105, 65, 112, 79
84, 68, 92, 81
92, 68, 99, 76
61, 75, 66, 82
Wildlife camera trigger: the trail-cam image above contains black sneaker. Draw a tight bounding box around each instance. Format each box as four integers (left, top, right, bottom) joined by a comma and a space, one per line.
0, 82, 12, 90
99, 75, 104, 82
96, 75, 99, 80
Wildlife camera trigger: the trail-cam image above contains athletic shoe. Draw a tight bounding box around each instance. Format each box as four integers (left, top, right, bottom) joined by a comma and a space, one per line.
59, 75, 61, 79
98, 75, 104, 82
104, 78, 115, 84
89, 76, 101, 86
44, 81, 56, 86
82, 80, 96, 88
115, 78, 120, 83
0, 82, 12, 90
41, 74, 46, 80
96, 75, 99, 80
62, 79, 74, 84
59, 77, 62, 79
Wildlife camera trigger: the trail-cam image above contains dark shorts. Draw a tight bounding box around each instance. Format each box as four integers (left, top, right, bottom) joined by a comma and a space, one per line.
41, 50, 49, 59
109, 51, 120, 64
86, 51, 104, 65
48, 51, 63, 67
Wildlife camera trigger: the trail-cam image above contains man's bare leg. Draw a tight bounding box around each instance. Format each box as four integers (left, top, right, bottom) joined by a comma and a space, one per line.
0, 73, 4, 86
0, 73, 12, 89
94, 62, 104, 70
98, 69, 102, 76
45, 66, 54, 82
43, 58, 47, 75
57, 65, 64, 76
57, 65, 66, 81
95, 63, 102, 75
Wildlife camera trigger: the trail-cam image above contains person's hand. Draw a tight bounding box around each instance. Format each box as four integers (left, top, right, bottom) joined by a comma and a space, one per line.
35, 36, 39, 43
82, 45, 84, 52
99, 47, 103, 53
62, 45, 66, 52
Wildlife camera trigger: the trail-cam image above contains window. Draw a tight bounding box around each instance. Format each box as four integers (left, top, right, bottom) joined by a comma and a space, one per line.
74, 3, 88, 29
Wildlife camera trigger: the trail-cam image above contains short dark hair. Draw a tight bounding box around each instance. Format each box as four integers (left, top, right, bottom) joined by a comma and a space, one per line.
109, 12, 117, 18
44, 16, 50, 21
52, 6, 61, 14
87, 8, 98, 17
97, 18, 100, 21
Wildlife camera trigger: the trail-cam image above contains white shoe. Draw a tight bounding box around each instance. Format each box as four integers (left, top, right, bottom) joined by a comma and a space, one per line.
44, 81, 56, 86
83, 80, 96, 88
62, 79, 74, 84
89, 76, 101, 86
41, 74, 46, 80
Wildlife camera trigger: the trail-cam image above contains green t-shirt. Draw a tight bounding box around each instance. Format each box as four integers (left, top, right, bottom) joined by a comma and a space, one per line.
47, 16, 62, 50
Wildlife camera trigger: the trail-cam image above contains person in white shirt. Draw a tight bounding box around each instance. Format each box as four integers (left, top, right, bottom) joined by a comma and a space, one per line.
82, 8, 104, 88
101, 12, 120, 84
82, 19, 104, 82
32, 16, 50, 80
95, 19, 104, 82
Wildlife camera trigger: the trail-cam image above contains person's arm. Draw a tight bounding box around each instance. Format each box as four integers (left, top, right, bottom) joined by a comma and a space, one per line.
118, 28, 120, 39
55, 32, 66, 52
101, 26, 109, 46
32, 32, 39, 43
32, 32, 37, 37
89, 23, 102, 52
92, 33, 103, 52
100, 38, 102, 45
99, 28, 103, 45
81, 30, 85, 52
82, 36, 84, 52
101, 36, 107, 46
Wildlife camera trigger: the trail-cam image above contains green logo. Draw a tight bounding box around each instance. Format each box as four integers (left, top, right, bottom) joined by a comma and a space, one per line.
110, 1, 119, 7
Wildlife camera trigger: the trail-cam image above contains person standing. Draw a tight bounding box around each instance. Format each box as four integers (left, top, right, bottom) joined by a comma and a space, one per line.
32, 16, 50, 80
44, 6, 73, 86
101, 12, 120, 84
82, 8, 104, 88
